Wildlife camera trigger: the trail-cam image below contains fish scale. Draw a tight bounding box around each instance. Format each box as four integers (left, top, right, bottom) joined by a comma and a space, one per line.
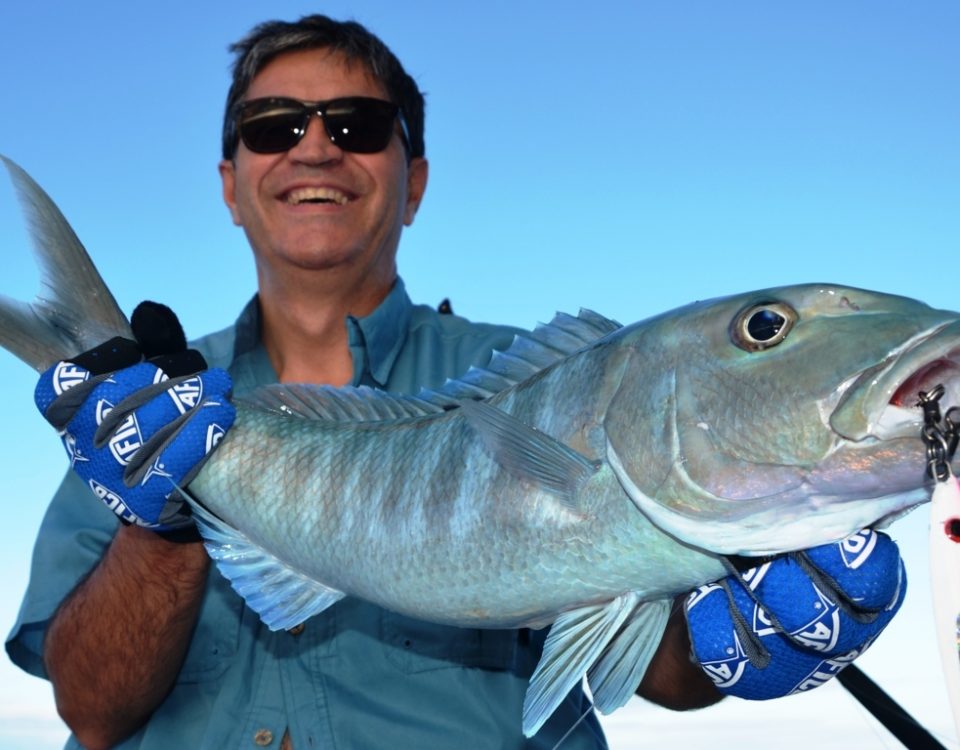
2, 156, 959, 737
189, 330, 729, 631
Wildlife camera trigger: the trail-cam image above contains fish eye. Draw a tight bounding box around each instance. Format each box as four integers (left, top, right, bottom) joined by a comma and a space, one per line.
731, 302, 797, 351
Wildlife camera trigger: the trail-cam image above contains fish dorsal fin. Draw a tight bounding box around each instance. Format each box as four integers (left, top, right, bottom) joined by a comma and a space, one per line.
241, 383, 444, 422
417, 310, 621, 408
184, 492, 345, 630
521, 595, 670, 737
458, 399, 599, 512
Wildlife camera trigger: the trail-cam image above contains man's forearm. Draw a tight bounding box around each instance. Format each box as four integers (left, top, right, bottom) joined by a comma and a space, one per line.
44, 525, 210, 750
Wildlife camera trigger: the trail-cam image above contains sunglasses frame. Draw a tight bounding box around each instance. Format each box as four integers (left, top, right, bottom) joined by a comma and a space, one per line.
235, 96, 411, 156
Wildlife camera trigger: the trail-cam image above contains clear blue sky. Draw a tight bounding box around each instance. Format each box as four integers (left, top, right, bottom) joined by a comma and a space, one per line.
0, 2, 957, 748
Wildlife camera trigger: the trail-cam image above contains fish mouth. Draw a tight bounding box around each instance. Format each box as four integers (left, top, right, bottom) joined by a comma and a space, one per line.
890, 358, 960, 406
830, 319, 960, 441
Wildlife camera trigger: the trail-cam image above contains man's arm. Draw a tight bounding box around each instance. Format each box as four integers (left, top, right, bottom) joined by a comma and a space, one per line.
31, 310, 235, 748
636, 597, 724, 710
44, 525, 210, 750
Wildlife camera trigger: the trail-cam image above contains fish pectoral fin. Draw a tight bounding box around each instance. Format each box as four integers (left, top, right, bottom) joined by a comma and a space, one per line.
522, 594, 669, 737
184, 491, 345, 631
458, 399, 600, 512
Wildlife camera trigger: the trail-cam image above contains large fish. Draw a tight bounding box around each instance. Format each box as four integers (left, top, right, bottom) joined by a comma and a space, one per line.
2, 156, 959, 737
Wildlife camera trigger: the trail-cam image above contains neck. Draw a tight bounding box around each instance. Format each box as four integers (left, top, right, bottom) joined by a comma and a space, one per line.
256, 264, 395, 386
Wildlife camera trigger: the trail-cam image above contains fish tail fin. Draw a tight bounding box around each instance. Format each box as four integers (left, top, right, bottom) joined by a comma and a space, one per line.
0, 155, 133, 372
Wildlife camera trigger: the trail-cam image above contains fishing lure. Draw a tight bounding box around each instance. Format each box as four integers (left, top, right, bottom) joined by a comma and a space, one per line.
920, 386, 960, 741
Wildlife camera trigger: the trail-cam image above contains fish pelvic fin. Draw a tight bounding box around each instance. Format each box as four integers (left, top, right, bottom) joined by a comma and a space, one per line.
586, 599, 672, 714
458, 398, 600, 512
522, 595, 670, 737
0, 156, 132, 372
182, 489, 345, 630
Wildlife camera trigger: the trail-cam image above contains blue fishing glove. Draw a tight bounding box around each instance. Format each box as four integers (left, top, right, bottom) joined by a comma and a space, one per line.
34, 302, 235, 537
685, 529, 905, 699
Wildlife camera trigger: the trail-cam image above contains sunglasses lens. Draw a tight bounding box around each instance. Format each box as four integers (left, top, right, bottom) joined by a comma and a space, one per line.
238, 101, 308, 154
236, 97, 400, 155
322, 98, 399, 153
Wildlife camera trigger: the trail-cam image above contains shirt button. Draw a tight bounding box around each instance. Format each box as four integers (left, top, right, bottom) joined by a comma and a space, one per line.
288, 623, 305, 636
253, 728, 274, 746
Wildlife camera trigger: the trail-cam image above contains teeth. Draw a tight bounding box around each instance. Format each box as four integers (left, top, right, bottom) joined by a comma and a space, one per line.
286, 187, 350, 205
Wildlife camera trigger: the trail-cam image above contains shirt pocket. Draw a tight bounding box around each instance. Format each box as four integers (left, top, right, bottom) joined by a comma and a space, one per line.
381, 610, 519, 674
177, 572, 245, 682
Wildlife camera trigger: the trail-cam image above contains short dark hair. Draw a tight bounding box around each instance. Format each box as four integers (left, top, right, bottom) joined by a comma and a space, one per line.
221, 15, 425, 161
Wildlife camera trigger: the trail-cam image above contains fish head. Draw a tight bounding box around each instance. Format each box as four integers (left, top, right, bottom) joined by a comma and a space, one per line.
603, 284, 960, 555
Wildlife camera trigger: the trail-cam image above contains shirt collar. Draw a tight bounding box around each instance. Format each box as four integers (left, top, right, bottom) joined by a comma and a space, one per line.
345, 277, 412, 387
232, 277, 412, 388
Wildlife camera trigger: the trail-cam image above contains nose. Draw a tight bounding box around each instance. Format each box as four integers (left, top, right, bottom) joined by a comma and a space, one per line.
288, 112, 342, 164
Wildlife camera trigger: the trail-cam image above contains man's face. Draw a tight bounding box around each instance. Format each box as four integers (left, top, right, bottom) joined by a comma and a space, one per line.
220, 48, 427, 292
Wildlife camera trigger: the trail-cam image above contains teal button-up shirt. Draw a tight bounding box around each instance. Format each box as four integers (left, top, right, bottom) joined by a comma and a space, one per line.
7, 279, 608, 749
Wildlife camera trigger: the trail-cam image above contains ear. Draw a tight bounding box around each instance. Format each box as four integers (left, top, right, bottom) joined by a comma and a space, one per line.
403, 157, 429, 226
218, 159, 242, 226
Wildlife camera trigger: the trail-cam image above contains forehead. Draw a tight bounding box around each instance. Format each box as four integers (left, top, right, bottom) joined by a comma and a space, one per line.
245, 47, 388, 102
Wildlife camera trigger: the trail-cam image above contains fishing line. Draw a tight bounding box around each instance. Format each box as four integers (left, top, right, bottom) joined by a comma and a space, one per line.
837, 664, 947, 749
550, 699, 596, 750
838, 675, 921, 749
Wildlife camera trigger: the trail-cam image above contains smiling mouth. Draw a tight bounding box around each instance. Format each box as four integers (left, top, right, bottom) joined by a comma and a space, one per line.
284, 186, 352, 206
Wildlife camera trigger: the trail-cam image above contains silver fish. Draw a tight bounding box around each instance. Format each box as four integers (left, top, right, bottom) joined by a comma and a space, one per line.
2, 156, 959, 737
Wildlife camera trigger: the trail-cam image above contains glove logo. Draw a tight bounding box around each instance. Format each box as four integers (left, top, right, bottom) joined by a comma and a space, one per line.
52, 361, 90, 396
88, 478, 137, 524
62, 433, 89, 467
687, 584, 719, 609
205, 422, 227, 454
698, 631, 750, 689
108, 413, 143, 466
839, 529, 877, 570
95, 398, 114, 426
141, 457, 172, 485
741, 561, 772, 592
790, 585, 840, 651
791, 648, 861, 693
168, 376, 203, 415
752, 603, 778, 638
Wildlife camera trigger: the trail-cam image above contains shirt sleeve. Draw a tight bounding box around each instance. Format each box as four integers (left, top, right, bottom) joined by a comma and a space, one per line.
5, 470, 118, 678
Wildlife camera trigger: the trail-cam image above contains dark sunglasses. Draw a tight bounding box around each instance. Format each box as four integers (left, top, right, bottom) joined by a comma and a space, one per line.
235, 96, 409, 156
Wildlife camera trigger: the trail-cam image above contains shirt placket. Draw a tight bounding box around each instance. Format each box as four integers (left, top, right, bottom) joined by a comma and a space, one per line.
235, 632, 288, 750
278, 618, 338, 750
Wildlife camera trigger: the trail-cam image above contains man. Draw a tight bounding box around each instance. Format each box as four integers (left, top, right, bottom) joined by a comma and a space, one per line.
7, 14, 903, 750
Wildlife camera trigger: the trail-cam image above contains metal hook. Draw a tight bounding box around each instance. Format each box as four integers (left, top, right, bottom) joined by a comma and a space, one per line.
919, 385, 945, 426
945, 406, 958, 463
919, 385, 955, 481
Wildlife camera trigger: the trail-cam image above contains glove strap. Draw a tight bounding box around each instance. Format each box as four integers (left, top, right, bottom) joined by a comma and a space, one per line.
70, 336, 141, 375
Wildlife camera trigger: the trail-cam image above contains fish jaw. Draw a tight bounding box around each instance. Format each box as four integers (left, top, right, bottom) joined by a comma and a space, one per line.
829, 318, 960, 441
607, 433, 929, 556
